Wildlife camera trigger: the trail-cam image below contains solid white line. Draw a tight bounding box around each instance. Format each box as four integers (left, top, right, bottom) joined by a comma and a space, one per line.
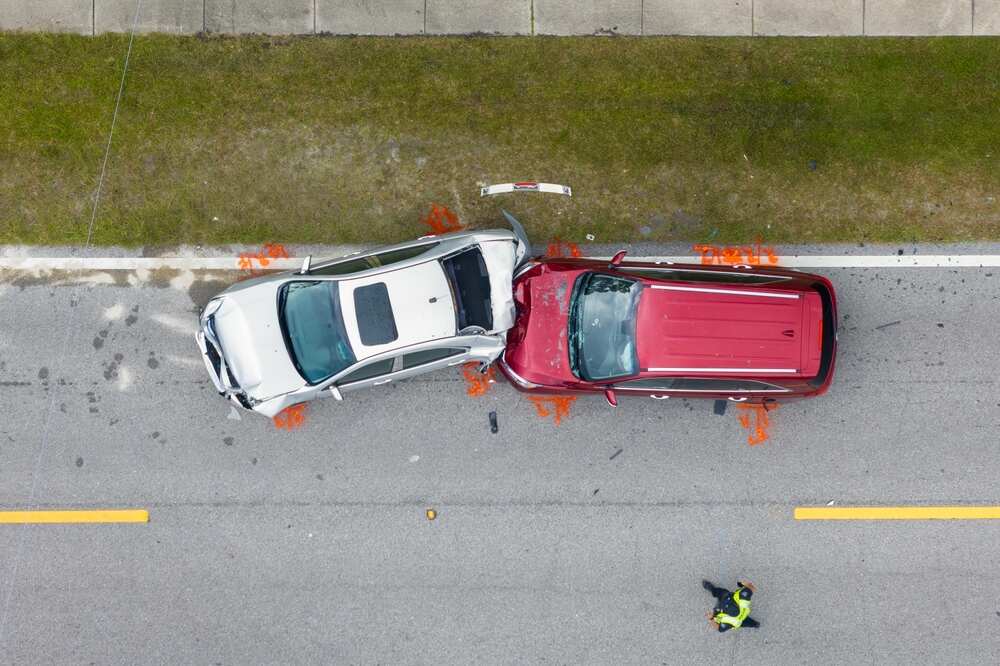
649, 284, 800, 299
2, 255, 1000, 271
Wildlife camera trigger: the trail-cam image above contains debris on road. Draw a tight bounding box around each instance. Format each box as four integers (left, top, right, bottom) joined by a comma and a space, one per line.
875, 320, 902, 330
713, 400, 728, 416
609, 448, 623, 461
489, 411, 498, 434
425, 509, 437, 521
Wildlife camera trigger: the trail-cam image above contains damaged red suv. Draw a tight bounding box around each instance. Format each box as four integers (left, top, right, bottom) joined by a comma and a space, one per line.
498, 252, 837, 406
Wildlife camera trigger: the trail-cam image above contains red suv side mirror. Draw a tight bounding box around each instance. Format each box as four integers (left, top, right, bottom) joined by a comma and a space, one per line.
610, 250, 627, 267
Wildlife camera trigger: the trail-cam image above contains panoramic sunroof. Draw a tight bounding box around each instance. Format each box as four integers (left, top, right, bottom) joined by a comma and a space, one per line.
353, 283, 398, 346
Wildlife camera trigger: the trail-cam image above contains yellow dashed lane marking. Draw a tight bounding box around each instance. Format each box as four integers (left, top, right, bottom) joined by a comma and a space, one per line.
0, 510, 148, 524
795, 506, 1000, 521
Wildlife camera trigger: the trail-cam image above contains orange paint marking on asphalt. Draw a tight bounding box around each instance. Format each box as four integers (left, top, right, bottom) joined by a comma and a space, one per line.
462, 362, 496, 397
528, 396, 576, 425
421, 204, 466, 234
736, 402, 779, 446
273, 403, 308, 430
693, 240, 778, 266
238, 243, 290, 279
545, 240, 582, 258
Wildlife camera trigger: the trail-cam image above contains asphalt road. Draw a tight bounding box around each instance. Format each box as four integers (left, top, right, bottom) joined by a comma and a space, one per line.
2, 247, 1000, 664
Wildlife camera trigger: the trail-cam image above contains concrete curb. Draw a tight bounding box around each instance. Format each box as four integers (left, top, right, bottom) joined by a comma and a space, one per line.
1, 1, 997, 36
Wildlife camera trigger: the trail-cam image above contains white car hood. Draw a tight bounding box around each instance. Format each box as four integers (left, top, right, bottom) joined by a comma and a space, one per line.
479, 239, 517, 334
211, 282, 305, 401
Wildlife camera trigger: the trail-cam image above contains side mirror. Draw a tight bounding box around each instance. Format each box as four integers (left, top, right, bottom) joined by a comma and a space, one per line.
299, 255, 312, 274
604, 388, 618, 408
610, 250, 627, 267
328, 385, 343, 401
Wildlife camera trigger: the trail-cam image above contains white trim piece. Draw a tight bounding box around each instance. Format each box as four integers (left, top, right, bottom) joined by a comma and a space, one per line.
480, 182, 572, 197
4, 254, 1000, 271
646, 367, 798, 374
649, 284, 800, 299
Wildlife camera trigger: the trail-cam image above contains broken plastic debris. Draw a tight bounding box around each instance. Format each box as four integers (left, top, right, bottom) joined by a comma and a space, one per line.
480, 182, 572, 197
426, 509, 437, 520
586, 234, 595, 241
409, 455, 420, 463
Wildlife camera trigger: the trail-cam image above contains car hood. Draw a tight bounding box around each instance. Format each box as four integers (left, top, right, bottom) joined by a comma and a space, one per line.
210, 282, 305, 401
503, 265, 585, 386
479, 239, 518, 334
635, 284, 823, 377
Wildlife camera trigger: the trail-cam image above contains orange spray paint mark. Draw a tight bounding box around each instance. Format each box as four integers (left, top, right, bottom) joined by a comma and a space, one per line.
421, 204, 466, 235
692, 240, 779, 266
273, 403, 308, 430
545, 240, 582, 258
736, 402, 779, 446
461, 362, 496, 397
238, 243, 290, 279
527, 396, 576, 425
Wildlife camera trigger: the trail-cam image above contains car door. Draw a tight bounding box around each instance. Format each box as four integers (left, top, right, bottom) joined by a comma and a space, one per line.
331, 357, 398, 395
394, 346, 470, 382
614, 377, 790, 402
611, 377, 680, 401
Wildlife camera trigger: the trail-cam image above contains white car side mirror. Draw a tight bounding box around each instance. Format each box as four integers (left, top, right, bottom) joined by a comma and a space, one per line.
299, 255, 312, 274
328, 385, 343, 401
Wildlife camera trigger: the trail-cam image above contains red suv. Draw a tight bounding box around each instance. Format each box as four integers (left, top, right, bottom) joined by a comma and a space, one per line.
498, 253, 837, 406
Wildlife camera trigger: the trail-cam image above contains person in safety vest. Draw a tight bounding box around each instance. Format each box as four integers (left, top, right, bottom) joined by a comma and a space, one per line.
702, 580, 759, 632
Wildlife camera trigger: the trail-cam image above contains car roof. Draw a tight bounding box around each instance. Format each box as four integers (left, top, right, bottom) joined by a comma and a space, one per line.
338, 261, 458, 361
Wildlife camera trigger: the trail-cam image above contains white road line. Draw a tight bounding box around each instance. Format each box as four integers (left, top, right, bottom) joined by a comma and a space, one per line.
1, 255, 1000, 271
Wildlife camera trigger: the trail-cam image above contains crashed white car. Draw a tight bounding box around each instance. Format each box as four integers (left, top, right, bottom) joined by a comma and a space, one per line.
195, 214, 531, 417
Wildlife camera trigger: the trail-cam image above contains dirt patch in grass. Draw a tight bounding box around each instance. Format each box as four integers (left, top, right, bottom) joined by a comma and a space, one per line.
0, 34, 998, 246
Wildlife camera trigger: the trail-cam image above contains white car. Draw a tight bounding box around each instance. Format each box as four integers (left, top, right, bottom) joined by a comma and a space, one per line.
196, 214, 531, 417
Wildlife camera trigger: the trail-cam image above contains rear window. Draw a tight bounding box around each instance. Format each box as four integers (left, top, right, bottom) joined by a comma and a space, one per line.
353, 283, 399, 346
441, 248, 493, 331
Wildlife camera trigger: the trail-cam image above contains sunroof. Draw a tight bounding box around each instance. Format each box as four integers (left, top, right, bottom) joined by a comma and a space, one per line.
353, 283, 398, 346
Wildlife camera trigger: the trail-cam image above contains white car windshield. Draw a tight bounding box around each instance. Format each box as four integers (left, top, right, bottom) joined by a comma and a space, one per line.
279, 281, 357, 384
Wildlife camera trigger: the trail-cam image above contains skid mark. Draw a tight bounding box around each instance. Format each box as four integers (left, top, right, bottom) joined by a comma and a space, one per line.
421, 204, 466, 234
528, 396, 576, 425
545, 240, 582, 258
238, 243, 290, 279
693, 240, 778, 266
273, 403, 308, 430
736, 402, 779, 446
462, 362, 496, 397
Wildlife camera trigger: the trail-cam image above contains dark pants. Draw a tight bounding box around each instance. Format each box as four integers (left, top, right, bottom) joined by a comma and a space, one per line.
702, 580, 760, 629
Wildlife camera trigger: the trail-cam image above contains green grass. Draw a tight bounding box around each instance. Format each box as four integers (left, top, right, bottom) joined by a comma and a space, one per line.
1, 33, 998, 246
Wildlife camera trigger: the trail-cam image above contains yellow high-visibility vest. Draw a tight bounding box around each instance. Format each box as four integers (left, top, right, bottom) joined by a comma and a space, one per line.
714, 590, 751, 629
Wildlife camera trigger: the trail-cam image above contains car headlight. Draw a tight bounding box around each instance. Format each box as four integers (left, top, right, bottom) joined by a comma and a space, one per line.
202, 298, 224, 318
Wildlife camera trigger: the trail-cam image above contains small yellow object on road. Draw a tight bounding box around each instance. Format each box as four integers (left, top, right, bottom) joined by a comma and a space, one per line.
426, 509, 437, 521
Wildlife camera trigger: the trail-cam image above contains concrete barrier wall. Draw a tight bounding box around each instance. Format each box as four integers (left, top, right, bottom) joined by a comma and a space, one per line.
1, 0, 996, 36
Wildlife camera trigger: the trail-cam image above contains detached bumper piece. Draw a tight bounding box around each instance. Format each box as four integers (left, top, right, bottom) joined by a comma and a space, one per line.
481, 182, 572, 197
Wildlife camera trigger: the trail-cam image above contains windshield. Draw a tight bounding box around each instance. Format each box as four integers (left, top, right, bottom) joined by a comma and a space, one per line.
278, 281, 357, 384
568, 272, 641, 381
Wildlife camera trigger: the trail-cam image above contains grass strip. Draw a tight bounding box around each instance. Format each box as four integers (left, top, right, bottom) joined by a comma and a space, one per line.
0, 34, 998, 246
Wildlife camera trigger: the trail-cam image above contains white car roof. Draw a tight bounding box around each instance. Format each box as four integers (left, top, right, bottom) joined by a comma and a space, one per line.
338, 260, 456, 361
